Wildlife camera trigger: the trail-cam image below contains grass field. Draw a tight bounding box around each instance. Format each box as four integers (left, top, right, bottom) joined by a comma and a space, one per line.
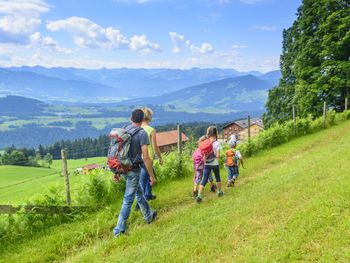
0, 117, 127, 131
0, 157, 106, 204
1, 120, 349, 262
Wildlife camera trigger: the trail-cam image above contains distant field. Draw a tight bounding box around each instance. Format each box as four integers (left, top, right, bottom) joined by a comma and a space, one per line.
0, 116, 127, 131
0, 157, 106, 204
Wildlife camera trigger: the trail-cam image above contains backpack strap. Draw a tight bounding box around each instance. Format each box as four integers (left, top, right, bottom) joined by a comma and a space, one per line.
127, 127, 143, 167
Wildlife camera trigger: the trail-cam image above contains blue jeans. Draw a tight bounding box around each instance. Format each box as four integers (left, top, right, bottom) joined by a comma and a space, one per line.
113, 170, 153, 235
140, 167, 153, 200
201, 165, 221, 186
227, 166, 239, 181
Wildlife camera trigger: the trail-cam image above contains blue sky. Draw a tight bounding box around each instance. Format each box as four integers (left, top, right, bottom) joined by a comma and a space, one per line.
0, 0, 301, 72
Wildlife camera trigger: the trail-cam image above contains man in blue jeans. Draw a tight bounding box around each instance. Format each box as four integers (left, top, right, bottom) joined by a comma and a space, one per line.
113, 109, 157, 237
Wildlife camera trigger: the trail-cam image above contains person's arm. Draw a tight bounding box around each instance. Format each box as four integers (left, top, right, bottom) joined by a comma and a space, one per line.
151, 130, 163, 165
142, 144, 156, 186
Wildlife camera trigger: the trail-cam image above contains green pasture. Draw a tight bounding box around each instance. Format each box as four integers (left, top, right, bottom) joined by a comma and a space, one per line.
1, 120, 349, 262
0, 116, 127, 131
0, 157, 106, 204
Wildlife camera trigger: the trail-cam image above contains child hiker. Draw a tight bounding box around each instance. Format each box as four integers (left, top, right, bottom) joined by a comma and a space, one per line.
192, 136, 216, 197
196, 126, 223, 203
225, 141, 243, 187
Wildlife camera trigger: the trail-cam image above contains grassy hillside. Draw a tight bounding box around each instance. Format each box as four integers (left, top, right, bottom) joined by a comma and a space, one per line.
1, 120, 350, 262
0, 157, 105, 203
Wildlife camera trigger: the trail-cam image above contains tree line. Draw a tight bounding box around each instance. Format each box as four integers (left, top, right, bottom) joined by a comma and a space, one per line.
0, 146, 53, 167
264, 0, 349, 127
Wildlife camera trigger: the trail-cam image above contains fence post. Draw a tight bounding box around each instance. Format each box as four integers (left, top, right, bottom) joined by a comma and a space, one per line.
177, 124, 182, 154
323, 101, 327, 129
345, 97, 348, 111
247, 115, 251, 142
177, 124, 182, 176
61, 149, 71, 206
292, 104, 297, 136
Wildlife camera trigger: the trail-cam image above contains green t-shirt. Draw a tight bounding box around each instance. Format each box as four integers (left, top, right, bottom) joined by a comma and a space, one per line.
142, 124, 155, 161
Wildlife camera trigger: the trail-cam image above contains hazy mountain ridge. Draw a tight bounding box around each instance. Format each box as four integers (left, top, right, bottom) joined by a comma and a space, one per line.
119, 75, 272, 112
1, 66, 280, 102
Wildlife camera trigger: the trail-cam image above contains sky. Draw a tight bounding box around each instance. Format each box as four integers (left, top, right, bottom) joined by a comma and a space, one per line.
0, 0, 301, 72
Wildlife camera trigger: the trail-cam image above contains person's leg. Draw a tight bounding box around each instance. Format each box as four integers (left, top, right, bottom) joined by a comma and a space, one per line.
227, 166, 233, 186
232, 166, 239, 186
113, 171, 138, 235
212, 165, 223, 196
193, 170, 201, 196
140, 166, 153, 200
197, 166, 211, 202
135, 179, 155, 223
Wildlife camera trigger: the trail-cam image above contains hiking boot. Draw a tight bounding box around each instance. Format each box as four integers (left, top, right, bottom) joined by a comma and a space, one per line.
146, 195, 157, 201
196, 195, 202, 203
210, 184, 217, 193
147, 210, 157, 224
218, 191, 224, 197
192, 190, 198, 198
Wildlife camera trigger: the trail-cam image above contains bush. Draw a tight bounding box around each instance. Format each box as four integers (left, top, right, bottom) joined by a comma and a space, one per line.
76, 169, 125, 207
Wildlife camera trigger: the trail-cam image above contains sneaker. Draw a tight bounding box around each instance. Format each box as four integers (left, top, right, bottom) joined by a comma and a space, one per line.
196, 195, 202, 203
218, 191, 224, 197
192, 190, 198, 198
232, 179, 236, 187
147, 210, 157, 224
113, 230, 125, 238
210, 184, 217, 193
227, 180, 233, 187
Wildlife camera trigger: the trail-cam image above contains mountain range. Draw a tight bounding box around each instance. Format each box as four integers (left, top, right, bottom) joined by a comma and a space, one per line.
0, 66, 280, 103
120, 74, 273, 113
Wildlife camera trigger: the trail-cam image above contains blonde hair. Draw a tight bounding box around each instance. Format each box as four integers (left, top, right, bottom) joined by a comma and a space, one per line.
206, 126, 218, 140
142, 107, 153, 122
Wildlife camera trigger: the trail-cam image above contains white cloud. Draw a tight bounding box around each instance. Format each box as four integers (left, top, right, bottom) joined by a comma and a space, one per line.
240, 0, 272, 4
29, 32, 72, 54
169, 31, 214, 55
0, 0, 50, 44
205, 0, 231, 6
47, 16, 160, 53
231, 44, 247, 49
129, 34, 161, 53
169, 31, 186, 53
188, 42, 214, 54
252, 25, 277, 31
113, 0, 154, 3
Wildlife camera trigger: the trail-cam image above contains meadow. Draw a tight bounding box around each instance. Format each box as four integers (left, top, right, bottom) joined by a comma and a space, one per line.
0, 157, 105, 204
1, 120, 349, 262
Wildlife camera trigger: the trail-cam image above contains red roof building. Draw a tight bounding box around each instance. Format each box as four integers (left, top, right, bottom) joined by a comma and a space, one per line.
156, 130, 189, 153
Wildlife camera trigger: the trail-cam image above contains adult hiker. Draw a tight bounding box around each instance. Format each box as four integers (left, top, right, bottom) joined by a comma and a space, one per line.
113, 109, 157, 237
196, 126, 224, 203
135, 107, 163, 210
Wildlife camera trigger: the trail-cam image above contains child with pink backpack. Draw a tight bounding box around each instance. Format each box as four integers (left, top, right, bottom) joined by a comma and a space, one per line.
192, 136, 217, 197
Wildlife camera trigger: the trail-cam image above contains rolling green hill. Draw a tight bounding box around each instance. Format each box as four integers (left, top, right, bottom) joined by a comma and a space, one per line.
1, 120, 349, 262
0, 157, 106, 204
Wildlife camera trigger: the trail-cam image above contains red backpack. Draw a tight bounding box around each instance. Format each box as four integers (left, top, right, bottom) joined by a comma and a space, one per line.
107, 127, 141, 181
199, 138, 216, 163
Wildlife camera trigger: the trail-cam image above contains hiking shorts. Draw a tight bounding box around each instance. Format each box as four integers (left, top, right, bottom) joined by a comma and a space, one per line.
201, 165, 220, 186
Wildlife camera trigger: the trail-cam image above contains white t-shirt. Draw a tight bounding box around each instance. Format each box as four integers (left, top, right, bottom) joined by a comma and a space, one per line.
235, 150, 242, 159
206, 141, 221, 166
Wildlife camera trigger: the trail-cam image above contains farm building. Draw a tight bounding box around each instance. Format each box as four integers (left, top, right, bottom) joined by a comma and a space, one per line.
156, 130, 189, 153
222, 118, 263, 141
82, 163, 100, 174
